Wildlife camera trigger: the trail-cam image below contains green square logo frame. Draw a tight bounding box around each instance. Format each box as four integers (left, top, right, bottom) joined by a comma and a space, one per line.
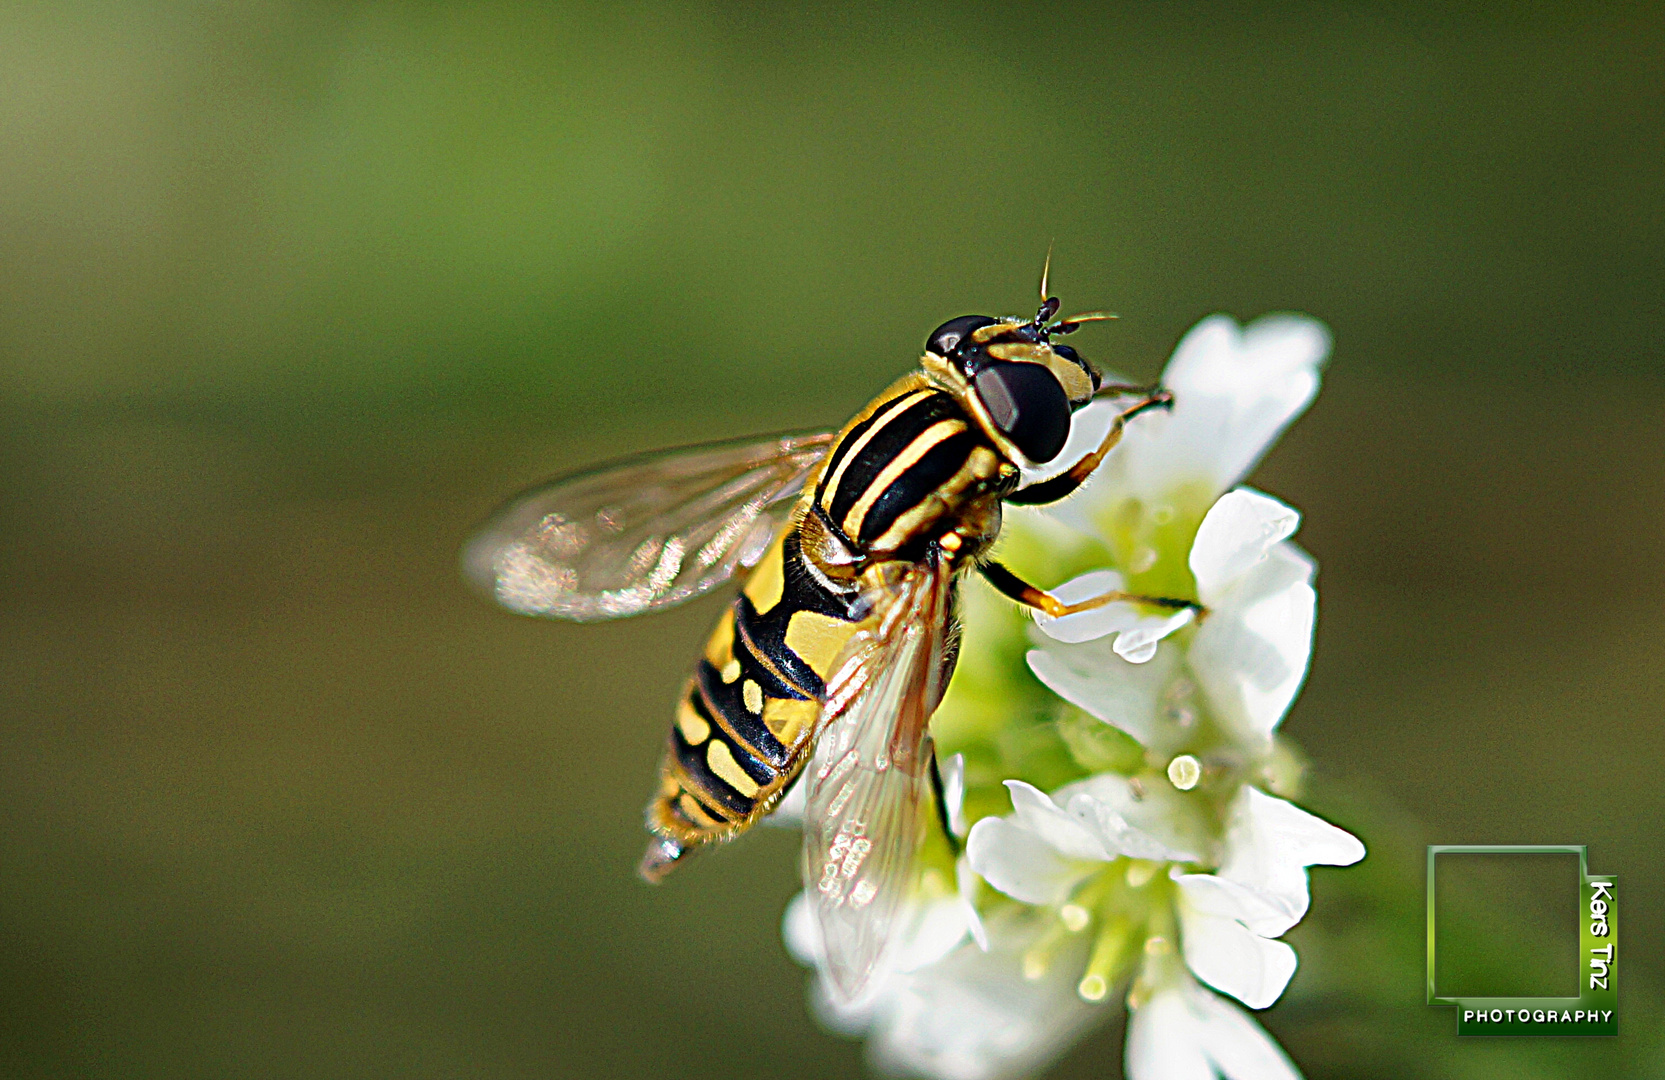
1427, 844, 1616, 1036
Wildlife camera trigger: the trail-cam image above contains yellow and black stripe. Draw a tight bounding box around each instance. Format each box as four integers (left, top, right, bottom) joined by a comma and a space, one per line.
642, 375, 1007, 878
645, 527, 864, 870
814, 385, 997, 553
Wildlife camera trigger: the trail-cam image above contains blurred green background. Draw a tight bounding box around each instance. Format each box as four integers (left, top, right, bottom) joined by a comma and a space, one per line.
3, 3, 1662, 1077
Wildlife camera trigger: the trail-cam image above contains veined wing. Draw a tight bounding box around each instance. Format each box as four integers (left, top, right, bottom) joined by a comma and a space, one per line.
464, 430, 835, 621
801, 553, 952, 1006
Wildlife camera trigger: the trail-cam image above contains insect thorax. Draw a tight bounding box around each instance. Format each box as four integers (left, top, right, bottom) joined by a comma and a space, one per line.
802, 374, 1013, 581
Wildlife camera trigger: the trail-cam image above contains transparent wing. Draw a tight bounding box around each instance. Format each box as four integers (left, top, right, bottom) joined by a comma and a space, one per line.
464, 430, 835, 621
801, 553, 952, 1005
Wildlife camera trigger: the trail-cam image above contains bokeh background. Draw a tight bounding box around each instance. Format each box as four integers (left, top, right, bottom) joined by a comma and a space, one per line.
3, 3, 1662, 1077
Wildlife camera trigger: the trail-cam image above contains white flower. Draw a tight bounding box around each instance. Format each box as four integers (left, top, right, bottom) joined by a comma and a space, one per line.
1031, 312, 1329, 700
1046, 313, 1330, 525
793, 905, 1100, 1080
1208, 784, 1368, 934
1000, 314, 1361, 1010
784, 884, 974, 991
966, 777, 1362, 1011
966, 778, 1199, 906
779, 312, 1360, 1080
1126, 973, 1301, 1080
1166, 786, 1364, 1008
1031, 487, 1316, 745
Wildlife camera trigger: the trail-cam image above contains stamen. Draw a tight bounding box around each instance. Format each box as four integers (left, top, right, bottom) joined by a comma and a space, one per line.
1077, 916, 1132, 1002
1022, 916, 1073, 980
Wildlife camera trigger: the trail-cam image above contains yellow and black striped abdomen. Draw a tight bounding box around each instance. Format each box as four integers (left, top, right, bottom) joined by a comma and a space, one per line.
643, 375, 1004, 878
645, 529, 868, 868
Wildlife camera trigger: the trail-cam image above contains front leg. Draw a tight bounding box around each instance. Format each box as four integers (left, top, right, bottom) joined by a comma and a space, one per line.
978, 561, 1201, 619
1003, 387, 1172, 507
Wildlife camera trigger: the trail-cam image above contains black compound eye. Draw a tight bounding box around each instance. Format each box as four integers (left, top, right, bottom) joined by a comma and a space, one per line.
973, 361, 1071, 463
925, 315, 999, 357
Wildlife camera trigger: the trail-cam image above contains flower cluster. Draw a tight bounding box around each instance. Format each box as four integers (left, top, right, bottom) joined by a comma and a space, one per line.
784, 314, 1364, 1079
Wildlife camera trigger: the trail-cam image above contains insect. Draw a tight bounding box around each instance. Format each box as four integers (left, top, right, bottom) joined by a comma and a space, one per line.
464, 273, 1192, 1003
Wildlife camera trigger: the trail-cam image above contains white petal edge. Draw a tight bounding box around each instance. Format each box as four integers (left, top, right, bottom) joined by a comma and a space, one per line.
1190, 489, 1301, 602
1229, 787, 1367, 869
1093, 314, 1328, 506
1176, 892, 1299, 1009
1161, 315, 1330, 496
1025, 637, 1179, 746
1127, 977, 1302, 1080
893, 897, 974, 974
1172, 870, 1301, 939
1066, 792, 1201, 863
866, 915, 1100, 1080
1004, 780, 1114, 861
785, 888, 971, 978
956, 855, 989, 951
784, 889, 821, 967
1054, 772, 1215, 864
1188, 543, 1316, 739
1215, 787, 1365, 924
1126, 988, 1215, 1080
965, 816, 1093, 906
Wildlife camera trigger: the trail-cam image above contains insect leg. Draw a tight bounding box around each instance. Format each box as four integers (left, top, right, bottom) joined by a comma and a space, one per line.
1003, 388, 1172, 506
926, 744, 961, 857
978, 561, 1202, 619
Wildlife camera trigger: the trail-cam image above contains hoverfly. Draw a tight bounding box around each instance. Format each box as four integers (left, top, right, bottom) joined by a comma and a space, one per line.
464, 273, 1191, 1003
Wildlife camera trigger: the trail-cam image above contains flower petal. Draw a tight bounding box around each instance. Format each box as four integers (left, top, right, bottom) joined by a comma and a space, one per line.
1066, 792, 1201, 863
894, 896, 975, 973
957, 855, 990, 951
866, 914, 1100, 1080
1126, 988, 1216, 1080
1176, 893, 1299, 1009
1215, 787, 1365, 926
1026, 635, 1179, 747
1189, 489, 1301, 602
1172, 871, 1300, 939
1072, 315, 1328, 513
1188, 542, 1316, 739
966, 816, 1094, 906
784, 889, 820, 967
1186, 983, 1303, 1080
1004, 780, 1113, 861
1127, 977, 1302, 1080
787, 886, 973, 995
1157, 314, 1330, 498
1055, 772, 1214, 863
